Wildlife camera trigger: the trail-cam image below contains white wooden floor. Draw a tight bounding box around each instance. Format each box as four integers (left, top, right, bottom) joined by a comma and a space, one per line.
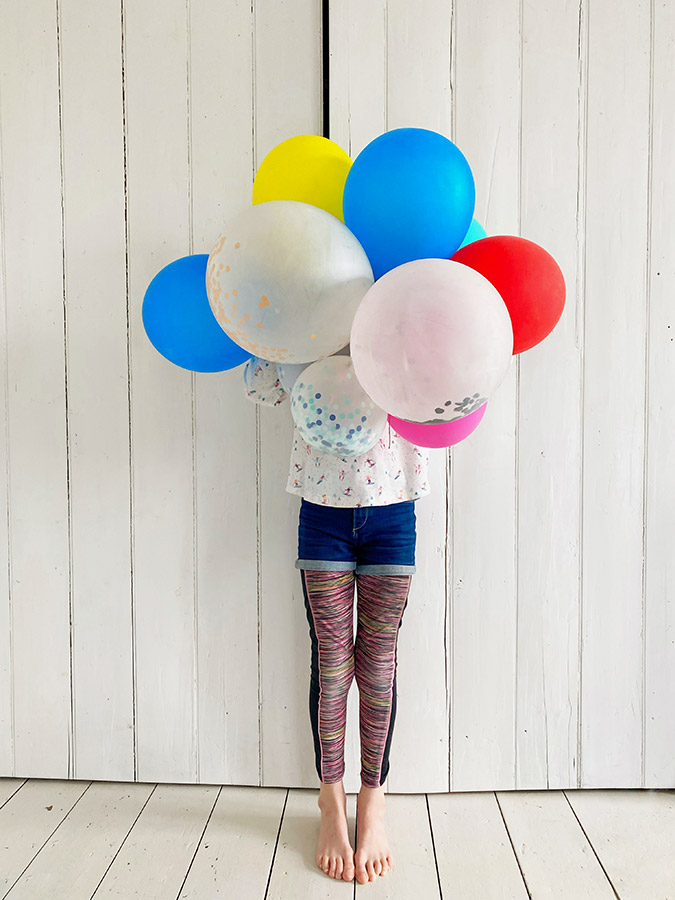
1, 779, 674, 898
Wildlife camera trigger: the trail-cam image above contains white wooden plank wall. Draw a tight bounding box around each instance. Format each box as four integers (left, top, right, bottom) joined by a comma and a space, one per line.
516, 0, 582, 790
0, 0, 673, 791
190, 0, 260, 786
645, 0, 675, 789
450, 0, 521, 792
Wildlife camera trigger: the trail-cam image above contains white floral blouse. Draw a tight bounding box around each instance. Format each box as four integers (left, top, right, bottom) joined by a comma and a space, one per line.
243, 357, 431, 508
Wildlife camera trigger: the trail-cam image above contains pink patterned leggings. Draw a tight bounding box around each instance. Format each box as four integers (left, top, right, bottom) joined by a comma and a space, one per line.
300, 569, 412, 788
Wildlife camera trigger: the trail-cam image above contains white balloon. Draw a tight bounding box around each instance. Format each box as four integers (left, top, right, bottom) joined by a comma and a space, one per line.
278, 344, 351, 393
206, 201, 373, 364
277, 362, 309, 394
350, 259, 513, 423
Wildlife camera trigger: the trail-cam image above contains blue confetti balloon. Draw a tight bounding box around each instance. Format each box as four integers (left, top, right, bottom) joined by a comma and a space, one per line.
142, 254, 251, 372
343, 128, 475, 279
290, 356, 387, 457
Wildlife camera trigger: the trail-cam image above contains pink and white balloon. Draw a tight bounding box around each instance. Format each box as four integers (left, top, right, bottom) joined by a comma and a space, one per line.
290, 355, 387, 456
350, 258, 513, 423
206, 200, 373, 365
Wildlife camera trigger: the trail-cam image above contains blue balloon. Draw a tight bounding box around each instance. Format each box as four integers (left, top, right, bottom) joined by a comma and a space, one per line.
142, 254, 251, 372
457, 217, 487, 250
343, 128, 475, 279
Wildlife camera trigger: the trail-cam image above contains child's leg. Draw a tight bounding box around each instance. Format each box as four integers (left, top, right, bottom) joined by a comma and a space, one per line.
354, 572, 412, 788
301, 569, 356, 784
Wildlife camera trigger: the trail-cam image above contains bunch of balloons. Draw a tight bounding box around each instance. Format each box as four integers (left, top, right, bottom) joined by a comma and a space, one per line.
143, 128, 565, 453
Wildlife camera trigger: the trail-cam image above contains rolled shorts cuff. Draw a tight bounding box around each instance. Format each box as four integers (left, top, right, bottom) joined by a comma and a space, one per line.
295, 559, 415, 575
355, 563, 416, 575
295, 558, 357, 572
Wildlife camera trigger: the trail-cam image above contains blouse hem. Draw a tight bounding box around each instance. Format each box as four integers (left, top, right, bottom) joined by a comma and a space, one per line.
285, 483, 431, 508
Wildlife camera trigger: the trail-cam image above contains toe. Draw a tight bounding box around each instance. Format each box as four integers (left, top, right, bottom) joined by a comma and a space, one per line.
343, 863, 355, 882
335, 857, 344, 880
328, 856, 337, 879
373, 859, 382, 876
355, 858, 369, 884
366, 860, 376, 881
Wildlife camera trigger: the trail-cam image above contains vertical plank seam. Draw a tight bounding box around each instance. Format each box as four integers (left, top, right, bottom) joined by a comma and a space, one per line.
185, 0, 200, 786
514, 0, 524, 792
322, 0, 330, 138
0, 53, 17, 777
119, 0, 138, 783
346, 2, 352, 158
55, 0, 76, 781
449, 0, 456, 141
641, 0, 655, 791
384, 0, 389, 133
444, 454, 451, 792
575, 0, 589, 790
251, 0, 264, 789
256, 399, 263, 784
448, 0, 456, 794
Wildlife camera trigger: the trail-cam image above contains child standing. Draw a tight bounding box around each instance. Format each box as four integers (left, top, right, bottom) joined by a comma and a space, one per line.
245, 355, 430, 884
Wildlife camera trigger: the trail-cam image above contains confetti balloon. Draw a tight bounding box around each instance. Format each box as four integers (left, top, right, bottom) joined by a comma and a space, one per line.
290, 355, 387, 456
206, 201, 373, 364
350, 258, 513, 423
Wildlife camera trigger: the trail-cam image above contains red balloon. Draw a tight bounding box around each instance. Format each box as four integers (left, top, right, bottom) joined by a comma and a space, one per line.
452, 235, 566, 354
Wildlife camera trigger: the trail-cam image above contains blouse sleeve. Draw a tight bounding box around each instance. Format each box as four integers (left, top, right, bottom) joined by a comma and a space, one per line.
243, 356, 287, 407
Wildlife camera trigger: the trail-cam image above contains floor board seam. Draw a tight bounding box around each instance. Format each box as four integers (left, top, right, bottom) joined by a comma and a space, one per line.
2, 779, 92, 900
88, 782, 157, 899
562, 790, 622, 900
262, 787, 289, 900
494, 791, 533, 900
425, 793, 444, 900
174, 784, 223, 900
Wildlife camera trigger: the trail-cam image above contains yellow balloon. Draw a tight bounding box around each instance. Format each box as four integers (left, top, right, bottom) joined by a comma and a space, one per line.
252, 134, 352, 221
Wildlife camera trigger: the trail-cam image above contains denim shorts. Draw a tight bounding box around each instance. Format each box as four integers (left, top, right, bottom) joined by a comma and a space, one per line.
296, 498, 417, 575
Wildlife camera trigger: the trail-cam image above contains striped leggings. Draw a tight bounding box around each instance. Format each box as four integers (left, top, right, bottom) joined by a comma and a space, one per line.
301, 569, 412, 788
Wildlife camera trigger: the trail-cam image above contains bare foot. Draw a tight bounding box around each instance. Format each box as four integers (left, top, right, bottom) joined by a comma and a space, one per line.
316, 781, 355, 881
355, 785, 393, 883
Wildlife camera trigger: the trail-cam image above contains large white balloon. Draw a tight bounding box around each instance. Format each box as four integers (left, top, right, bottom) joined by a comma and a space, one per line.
350, 258, 513, 423
290, 355, 387, 457
206, 201, 373, 364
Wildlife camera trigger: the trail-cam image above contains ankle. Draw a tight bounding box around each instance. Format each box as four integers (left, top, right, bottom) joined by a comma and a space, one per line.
358, 784, 386, 807
359, 783, 385, 796
318, 780, 346, 810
